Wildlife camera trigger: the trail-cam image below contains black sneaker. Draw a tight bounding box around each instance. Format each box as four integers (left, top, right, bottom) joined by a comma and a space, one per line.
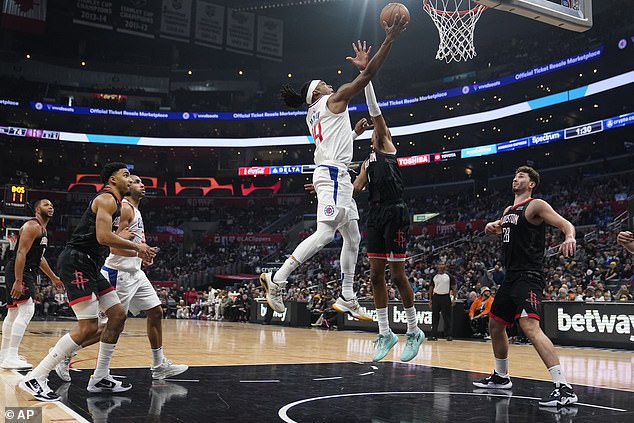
472, 371, 513, 389
18, 374, 61, 402
539, 384, 578, 407
428, 336, 438, 341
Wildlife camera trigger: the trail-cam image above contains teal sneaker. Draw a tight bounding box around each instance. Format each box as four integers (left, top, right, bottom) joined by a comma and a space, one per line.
372, 331, 398, 362
400, 329, 425, 362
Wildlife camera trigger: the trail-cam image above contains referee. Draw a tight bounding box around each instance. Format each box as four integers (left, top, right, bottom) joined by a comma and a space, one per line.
429, 262, 456, 341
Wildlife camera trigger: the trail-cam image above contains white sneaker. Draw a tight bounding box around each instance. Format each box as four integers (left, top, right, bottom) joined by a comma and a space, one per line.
54, 354, 73, 382
151, 358, 188, 380
18, 373, 60, 402
1, 356, 33, 370
332, 295, 372, 321
87, 374, 132, 393
259, 272, 286, 313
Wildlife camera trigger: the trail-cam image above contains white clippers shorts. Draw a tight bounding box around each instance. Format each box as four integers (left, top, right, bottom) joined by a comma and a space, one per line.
313, 164, 359, 224
101, 259, 161, 316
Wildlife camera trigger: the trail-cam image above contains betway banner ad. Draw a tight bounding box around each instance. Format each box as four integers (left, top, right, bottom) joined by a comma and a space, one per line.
543, 302, 634, 350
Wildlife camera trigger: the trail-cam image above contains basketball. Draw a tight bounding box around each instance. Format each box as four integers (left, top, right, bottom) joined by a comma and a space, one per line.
380, 3, 410, 28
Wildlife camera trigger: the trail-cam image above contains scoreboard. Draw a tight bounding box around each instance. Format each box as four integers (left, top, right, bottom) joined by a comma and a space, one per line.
3, 184, 28, 214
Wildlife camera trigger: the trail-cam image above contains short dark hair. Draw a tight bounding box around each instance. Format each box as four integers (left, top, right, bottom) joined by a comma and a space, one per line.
101, 162, 128, 185
280, 81, 311, 109
515, 165, 540, 188
33, 198, 50, 210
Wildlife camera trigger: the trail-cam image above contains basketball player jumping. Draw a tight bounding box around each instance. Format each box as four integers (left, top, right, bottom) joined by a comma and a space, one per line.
19, 162, 156, 401
261, 15, 408, 319
473, 166, 578, 407
0, 199, 63, 370
347, 41, 425, 362
54, 175, 188, 381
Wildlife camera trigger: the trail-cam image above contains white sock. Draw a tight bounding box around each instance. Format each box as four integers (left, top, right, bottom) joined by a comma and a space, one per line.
152, 347, 165, 367
404, 307, 419, 334
93, 342, 116, 379
8, 301, 35, 358
548, 365, 569, 387
341, 273, 355, 300
495, 358, 509, 377
377, 308, 390, 335
1, 308, 17, 358
30, 333, 81, 380
273, 255, 300, 283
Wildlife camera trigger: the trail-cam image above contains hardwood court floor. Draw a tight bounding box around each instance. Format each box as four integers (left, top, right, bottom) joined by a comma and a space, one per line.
1, 318, 632, 422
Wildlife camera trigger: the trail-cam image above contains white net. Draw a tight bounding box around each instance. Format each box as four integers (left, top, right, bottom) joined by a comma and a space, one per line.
7, 233, 17, 250
423, 0, 487, 63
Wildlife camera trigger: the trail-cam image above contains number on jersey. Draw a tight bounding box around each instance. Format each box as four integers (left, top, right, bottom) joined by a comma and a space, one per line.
312, 122, 323, 143
502, 227, 510, 243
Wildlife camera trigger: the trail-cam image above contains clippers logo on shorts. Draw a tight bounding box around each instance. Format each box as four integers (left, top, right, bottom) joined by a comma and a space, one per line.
71, 271, 89, 290
526, 291, 540, 308
324, 205, 335, 217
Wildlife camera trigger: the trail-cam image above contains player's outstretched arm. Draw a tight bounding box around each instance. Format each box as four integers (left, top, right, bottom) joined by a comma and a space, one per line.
532, 199, 576, 257
345, 42, 394, 152
353, 160, 369, 194
328, 16, 407, 113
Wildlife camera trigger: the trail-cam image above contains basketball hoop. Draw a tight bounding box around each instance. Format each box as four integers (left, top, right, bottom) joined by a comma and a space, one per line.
7, 233, 18, 251
423, 0, 487, 63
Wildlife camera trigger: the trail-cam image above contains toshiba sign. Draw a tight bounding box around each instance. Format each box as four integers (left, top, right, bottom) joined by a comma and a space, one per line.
397, 154, 431, 167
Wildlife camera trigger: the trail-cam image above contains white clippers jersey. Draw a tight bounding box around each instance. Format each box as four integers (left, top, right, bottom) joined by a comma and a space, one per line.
306, 95, 353, 167
123, 199, 145, 244
105, 199, 145, 271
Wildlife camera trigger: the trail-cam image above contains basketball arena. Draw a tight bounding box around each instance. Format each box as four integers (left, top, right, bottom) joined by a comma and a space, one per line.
0, 1, 633, 422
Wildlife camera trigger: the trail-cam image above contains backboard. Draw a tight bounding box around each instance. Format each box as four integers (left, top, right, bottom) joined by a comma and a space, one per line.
476, 0, 593, 32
